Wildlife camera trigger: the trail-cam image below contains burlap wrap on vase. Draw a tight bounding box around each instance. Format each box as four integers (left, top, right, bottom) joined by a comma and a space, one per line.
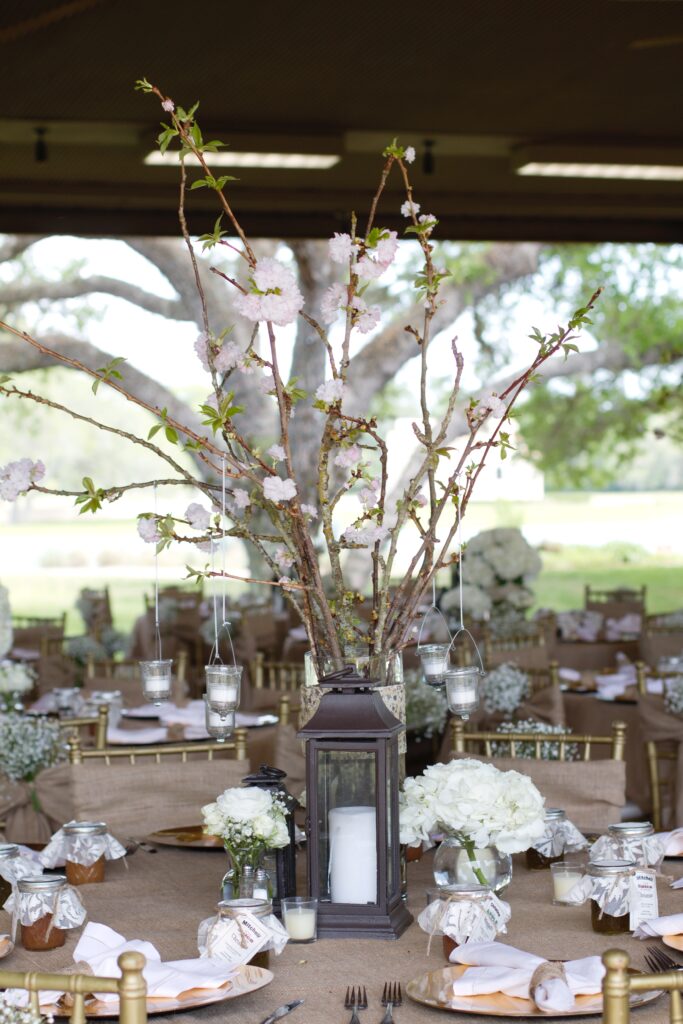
300, 682, 406, 755
0, 764, 74, 844
638, 693, 683, 829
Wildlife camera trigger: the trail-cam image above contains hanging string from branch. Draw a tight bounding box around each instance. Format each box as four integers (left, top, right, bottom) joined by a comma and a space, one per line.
153, 482, 162, 661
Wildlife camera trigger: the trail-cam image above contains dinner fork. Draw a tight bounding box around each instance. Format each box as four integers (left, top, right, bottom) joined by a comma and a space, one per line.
380, 981, 402, 1024
645, 946, 683, 973
344, 986, 368, 1024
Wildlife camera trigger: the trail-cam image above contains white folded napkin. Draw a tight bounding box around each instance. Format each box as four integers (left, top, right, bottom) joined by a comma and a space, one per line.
106, 726, 168, 745
656, 829, 683, 858
558, 667, 581, 683
73, 922, 239, 1002
634, 912, 683, 938
157, 701, 205, 728
123, 704, 163, 718
450, 941, 604, 1013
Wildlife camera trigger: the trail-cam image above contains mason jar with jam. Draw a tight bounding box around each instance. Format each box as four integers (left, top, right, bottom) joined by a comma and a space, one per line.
64, 821, 108, 885
425, 884, 505, 960
0, 844, 20, 906
17, 874, 69, 951
604, 822, 655, 867
588, 859, 636, 935
526, 809, 568, 870
217, 897, 274, 969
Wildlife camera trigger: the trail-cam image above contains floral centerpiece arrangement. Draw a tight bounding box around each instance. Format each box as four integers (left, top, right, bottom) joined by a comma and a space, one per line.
664, 677, 683, 716
400, 759, 544, 891
441, 527, 542, 635
0, 584, 11, 660
481, 663, 531, 715
0, 661, 35, 711
491, 719, 580, 761
404, 668, 448, 739
0, 79, 600, 677
0, 998, 44, 1024
0, 714, 65, 783
202, 785, 290, 894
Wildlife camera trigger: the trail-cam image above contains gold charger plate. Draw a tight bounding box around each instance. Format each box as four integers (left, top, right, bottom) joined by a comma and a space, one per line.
147, 824, 223, 849
407, 965, 661, 1017
663, 934, 683, 952
46, 964, 272, 1018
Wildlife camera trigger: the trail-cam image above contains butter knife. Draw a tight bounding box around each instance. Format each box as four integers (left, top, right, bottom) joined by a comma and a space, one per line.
259, 999, 304, 1024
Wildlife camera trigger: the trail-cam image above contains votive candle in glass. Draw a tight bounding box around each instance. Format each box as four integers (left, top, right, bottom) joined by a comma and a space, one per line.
282, 896, 317, 943
204, 696, 235, 742
205, 665, 242, 717
418, 644, 451, 688
444, 667, 482, 719
139, 659, 173, 705
550, 861, 584, 905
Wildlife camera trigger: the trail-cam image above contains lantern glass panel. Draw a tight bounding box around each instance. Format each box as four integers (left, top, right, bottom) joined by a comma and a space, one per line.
316, 747, 378, 905
385, 743, 395, 899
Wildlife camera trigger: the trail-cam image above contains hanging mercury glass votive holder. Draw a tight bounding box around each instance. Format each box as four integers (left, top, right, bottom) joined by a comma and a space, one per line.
418, 643, 451, 688
444, 666, 484, 720
205, 664, 242, 718
139, 659, 173, 705
203, 696, 235, 742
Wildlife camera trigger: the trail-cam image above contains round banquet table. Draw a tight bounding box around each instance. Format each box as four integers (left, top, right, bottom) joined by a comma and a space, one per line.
563, 690, 651, 814
2, 845, 680, 1023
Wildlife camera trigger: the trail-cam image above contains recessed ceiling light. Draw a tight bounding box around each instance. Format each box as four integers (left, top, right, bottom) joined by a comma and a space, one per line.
144, 150, 340, 170
516, 161, 683, 181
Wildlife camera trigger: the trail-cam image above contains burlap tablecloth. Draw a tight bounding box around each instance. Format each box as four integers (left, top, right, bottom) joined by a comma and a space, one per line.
2, 846, 680, 1022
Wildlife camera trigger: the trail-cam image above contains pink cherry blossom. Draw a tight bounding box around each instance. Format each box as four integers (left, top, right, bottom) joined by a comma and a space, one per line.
334, 444, 362, 469
300, 503, 318, 519
401, 199, 420, 217
214, 341, 244, 373
263, 476, 297, 502
162, 99, 175, 113
328, 233, 355, 264
235, 258, 304, 327
315, 379, 345, 405
274, 547, 295, 569
321, 283, 346, 323
360, 477, 381, 508
478, 391, 507, 419
268, 444, 286, 462
137, 516, 161, 543
0, 459, 45, 501
186, 502, 211, 531
194, 332, 210, 371
232, 488, 251, 509
343, 523, 390, 546
404, 146, 416, 164
258, 373, 276, 395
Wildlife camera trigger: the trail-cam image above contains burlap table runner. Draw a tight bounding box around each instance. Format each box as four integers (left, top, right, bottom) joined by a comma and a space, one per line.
638, 692, 683, 828
1, 844, 678, 1023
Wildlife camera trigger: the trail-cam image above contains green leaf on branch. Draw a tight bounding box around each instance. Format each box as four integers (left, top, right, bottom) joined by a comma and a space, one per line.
185, 564, 209, 584
199, 393, 244, 433
0, 374, 12, 386
157, 125, 179, 153
75, 476, 105, 515
134, 78, 154, 93
284, 377, 307, 404
190, 174, 237, 192
498, 431, 516, 461
199, 215, 228, 251
561, 342, 580, 361
164, 426, 179, 445
92, 356, 126, 395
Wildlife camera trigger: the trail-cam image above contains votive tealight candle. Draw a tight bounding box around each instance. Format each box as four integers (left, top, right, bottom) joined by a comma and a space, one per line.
205, 665, 242, 717
550, 862, 583, 905
139, 660, 173, 705
282, 897, 317, 943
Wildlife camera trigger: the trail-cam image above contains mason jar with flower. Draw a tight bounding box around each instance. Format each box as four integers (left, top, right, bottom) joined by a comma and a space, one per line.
201, 785, 291, 899
400, 759, 545, 894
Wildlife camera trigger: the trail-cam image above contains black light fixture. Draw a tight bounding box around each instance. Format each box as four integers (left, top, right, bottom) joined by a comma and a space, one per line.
423, 139, 435, 175
34, 127, 48, 163
298, 666, 412, 939
242, 763, 297, 914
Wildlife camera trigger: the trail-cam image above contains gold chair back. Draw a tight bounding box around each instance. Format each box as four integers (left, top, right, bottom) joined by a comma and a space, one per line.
0, 950, 147, 1024
451, 719, 626, 761
518, 661, 560, 693
602, 947, 683, 1024
86, 650, 188, 684
584, 584, 646, 617
483, 627, 548, 669
645, 736, 677, 831
251, 652, 306, 692
58, 704, 109, 749
12, 613, 67, 655
67, 727, 248, 764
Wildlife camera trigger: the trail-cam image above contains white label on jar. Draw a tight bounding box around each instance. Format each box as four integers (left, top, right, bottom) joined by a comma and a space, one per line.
205, 912, 270, 964
629, 869, 659, 930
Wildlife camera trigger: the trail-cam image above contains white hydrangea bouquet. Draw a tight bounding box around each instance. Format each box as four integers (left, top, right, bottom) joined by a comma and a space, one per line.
202, 785, 290, 891
0, 78, 600, 674
482, 663, 530, 715
441, 527, 542, 632
0, 661, 36, 710
399, 759, 545, 886
664, 677, 683, 716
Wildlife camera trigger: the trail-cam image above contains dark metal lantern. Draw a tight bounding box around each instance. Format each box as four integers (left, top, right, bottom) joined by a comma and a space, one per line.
242, 763, 297, 913
297, 666, 413, 939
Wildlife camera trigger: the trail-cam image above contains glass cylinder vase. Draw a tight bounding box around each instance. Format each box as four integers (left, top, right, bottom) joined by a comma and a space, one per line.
433, 835, 512, 895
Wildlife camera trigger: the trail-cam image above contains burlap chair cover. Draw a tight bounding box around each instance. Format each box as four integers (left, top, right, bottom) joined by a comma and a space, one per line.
640, 631, 683, 667
245, 724, 306, 798
451, 753, 625, 830
485, 645, 550, 670
66, 758, 250, 838
0, 764, 75, 843
638, 693, 683, 828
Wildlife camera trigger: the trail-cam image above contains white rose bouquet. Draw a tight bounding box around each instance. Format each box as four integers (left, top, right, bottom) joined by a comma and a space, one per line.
400, 759, 545, 886
202, 785, 290, 890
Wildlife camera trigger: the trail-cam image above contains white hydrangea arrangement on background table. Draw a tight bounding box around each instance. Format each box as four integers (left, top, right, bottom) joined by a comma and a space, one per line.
441, 527, 542, 633
492, 719, 580, 761
399, 758, 545, 886
0, 77, 601, 674
0, 661, 35, 710
482, 663, 531, 715
664, 677, 683, 716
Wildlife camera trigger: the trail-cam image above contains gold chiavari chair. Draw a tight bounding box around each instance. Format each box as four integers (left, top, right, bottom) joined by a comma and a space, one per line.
0, 951, 147, 1024
522, 661, 560, 693
602, 948, 683, 1024
12, 613, 67, 655
645, 736, 676, 831
584, 584, 646, 618
57, 703, 109, 749
482, 626, 549, 670
451, 718, 627, 761
251, 652, 306, 692
67, 726, 248, 765
85, 650, 188, 684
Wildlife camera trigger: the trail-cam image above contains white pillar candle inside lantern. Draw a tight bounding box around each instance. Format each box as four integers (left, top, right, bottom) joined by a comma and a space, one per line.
444, 666, 481, 719
203, 697, 235, 742
328, 806, 377, 904
418, 643, 451, 688
205, 665, 242, 717
139, 659, 173, 705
